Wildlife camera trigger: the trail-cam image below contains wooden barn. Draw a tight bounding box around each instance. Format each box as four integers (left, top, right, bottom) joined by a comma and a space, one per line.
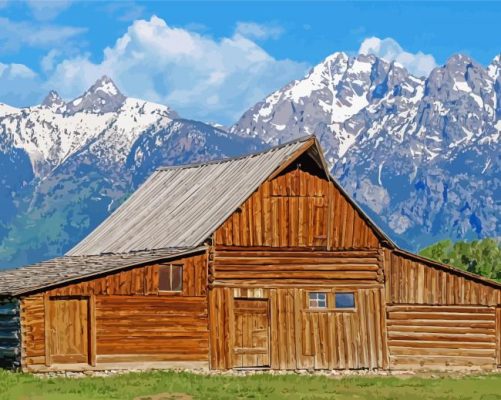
0, 136, 500, 372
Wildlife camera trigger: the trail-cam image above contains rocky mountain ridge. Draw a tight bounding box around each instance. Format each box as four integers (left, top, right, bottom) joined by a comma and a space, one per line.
231, 52, 501, 249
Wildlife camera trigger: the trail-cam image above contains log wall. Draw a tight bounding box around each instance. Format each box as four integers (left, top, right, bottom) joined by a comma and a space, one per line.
19, 252, 209, 370
214, 161, 380, 250
387, 305, 497, 369
0, 298, 20, 369
384, 249, 501, 369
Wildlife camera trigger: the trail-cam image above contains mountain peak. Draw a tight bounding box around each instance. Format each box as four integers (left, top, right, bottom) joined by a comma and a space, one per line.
41, 90, 64, 108
88, 75, 122, 97
66, 75, 126, 115
444, 53, 477, 69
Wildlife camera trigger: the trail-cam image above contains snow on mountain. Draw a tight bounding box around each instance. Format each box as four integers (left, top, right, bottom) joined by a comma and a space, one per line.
0, 77, 263, 269
232, 52, 501, 250
0, 77, 177, 176
0, 103, 20, 117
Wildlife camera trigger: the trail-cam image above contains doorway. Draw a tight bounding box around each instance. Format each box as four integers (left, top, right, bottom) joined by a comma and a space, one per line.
47, 296, 90, 364
232, 298, 270, 368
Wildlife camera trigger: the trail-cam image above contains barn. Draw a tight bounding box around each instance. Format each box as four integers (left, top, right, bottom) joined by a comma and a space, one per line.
0, 136, 500, 372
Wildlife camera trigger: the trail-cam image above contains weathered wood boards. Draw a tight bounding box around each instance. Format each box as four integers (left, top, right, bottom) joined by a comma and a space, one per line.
232, 298, 270, 368
383, 249, 501, 369
214, 159, 380, 250
209, 286, 388, 370
387, 305, 497, 369
0, 299, 20, 368
18, 253, 209, 371
47, 297, 89, 364
383, 249, 500, 306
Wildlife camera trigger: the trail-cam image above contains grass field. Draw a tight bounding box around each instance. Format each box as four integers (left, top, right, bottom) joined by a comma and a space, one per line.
1, 370, 500, 400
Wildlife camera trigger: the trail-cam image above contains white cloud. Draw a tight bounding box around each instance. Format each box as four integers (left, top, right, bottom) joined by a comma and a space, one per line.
0, 17, 86, 52
45, 16, 307, 123
235, 22, 284, 40
359, 37, 437, 77
0, 62, 43, 106
26, 0, 73, 21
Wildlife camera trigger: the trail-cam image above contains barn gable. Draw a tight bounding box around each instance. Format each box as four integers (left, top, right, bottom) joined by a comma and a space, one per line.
214, 149, 384, 250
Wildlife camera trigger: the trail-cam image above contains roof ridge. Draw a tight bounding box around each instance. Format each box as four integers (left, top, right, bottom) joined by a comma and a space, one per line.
156, 135, 313, 171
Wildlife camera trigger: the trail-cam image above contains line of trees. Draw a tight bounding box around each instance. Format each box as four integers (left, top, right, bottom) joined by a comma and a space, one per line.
419, 238, 500, 281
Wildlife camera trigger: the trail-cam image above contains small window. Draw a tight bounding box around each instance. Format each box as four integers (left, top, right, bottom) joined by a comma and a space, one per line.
159, 264, 183, 292
309, 292, 327, 309
335, 292, 355, 309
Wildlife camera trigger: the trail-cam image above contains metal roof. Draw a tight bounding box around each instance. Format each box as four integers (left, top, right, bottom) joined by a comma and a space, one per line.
68, 136, 314, 256
0, 247, 205, 296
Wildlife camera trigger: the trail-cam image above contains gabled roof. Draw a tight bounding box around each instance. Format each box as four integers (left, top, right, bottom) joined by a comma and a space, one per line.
68, 136, 320, 255
1, 135, 498, 296
0, 247, 204, 296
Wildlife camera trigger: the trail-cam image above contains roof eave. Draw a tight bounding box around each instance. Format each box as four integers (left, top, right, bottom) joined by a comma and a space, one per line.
6, 246, 207, 297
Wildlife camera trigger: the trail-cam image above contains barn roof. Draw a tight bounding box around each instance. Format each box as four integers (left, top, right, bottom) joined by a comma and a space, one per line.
68, 136, 326, 256
0, 247, 205, 296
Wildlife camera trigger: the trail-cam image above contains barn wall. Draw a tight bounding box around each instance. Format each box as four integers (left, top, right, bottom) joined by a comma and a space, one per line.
19, 253, 209, 370
0, 298, 20, 369
209, 248, 388, 370
383, 249, 501, 369
214, 159, 380, 250
209, 286, 388, 370
383, 249, 500, 306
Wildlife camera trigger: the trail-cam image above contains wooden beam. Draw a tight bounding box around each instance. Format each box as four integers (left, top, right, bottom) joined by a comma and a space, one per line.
89, 294, 97, 367
267, 138, 315, 181
43, 293, 50, 367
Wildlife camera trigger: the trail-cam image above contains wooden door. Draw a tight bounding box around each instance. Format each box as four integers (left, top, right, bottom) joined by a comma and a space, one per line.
48, 297, 89, 364
233, 298, 270, 368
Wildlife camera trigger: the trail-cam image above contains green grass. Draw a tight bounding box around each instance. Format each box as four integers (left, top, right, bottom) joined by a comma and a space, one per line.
1, 370, 501, 400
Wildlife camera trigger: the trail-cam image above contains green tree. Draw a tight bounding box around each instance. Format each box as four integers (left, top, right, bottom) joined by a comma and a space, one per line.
419, 238, 501, 281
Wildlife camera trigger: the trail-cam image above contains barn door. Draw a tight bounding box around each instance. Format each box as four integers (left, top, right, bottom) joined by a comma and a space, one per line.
233, 298, 270, 368
47, 297, 90, 364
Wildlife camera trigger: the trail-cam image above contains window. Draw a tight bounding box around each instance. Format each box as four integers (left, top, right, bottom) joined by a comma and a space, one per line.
335, 292, 355, 309
158, 264, 183, 292
308, 292, 327, 309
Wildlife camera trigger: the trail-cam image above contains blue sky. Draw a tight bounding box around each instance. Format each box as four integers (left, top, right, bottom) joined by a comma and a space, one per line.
0, 1, 500, 124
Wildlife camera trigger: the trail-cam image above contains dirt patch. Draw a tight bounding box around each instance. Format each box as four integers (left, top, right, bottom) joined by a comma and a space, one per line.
134, 393, 193, 400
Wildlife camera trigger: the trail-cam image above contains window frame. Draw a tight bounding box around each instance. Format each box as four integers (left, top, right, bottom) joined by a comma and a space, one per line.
334, 291, 356, 310
305, 290, 357, 312
308, 292, 328, 309
158, 264, 183, 294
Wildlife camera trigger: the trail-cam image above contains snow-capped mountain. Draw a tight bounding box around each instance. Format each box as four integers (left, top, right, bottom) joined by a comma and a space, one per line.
0, 76, 178, 177
232, 52, 501, 250
0, 77, 263, 268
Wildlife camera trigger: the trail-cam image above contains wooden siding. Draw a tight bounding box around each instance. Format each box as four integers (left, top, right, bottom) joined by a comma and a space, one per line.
211, 248, 384, 287
214, 163, 380, 250
0, 298, 20, 368
44, 254, 207, 297
383, 249, 500, 306
19, 253, 209, 370
387, 305, 497, 369
95, 296, 208, 363
20, 295, 45, 367
209, 286, 388, 370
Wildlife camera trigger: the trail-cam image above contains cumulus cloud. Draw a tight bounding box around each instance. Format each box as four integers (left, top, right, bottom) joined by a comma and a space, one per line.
0, 17, 86, 52
0, 63, 44, 106
44, 16, 307, 123
359, 37, 437, 77
235, 22, 284, 40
